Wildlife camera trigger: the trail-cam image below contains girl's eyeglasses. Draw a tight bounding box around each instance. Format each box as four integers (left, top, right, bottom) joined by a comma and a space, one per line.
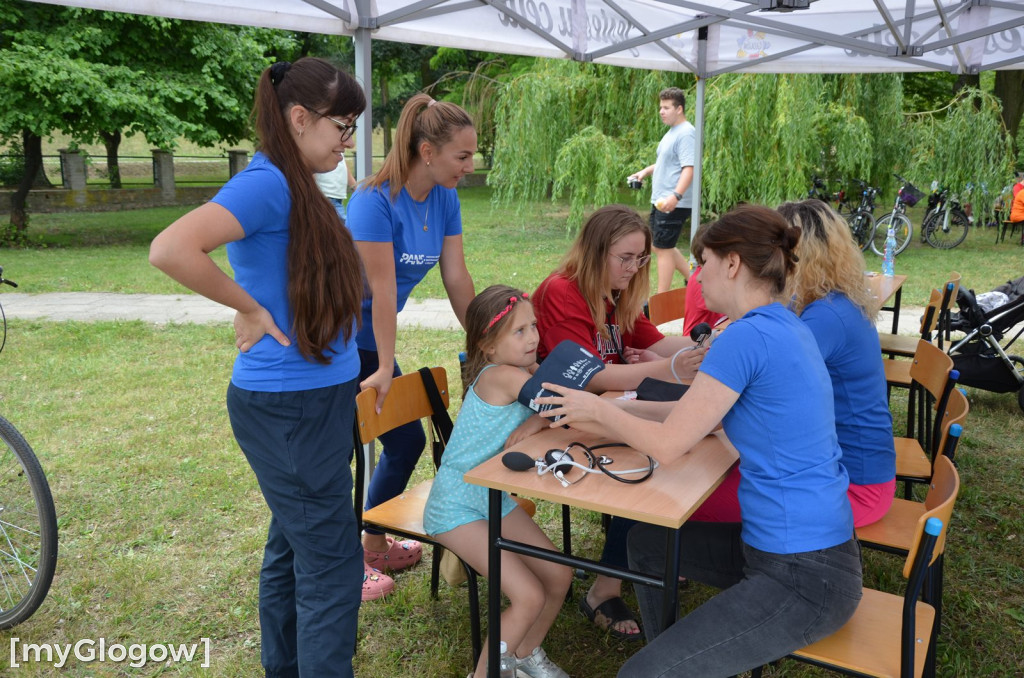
609, 253, 652, 270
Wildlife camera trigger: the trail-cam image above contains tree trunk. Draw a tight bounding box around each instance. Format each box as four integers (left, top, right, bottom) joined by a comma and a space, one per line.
7, 130, 43, 240
954, 73, 982, 109
381, 77, 392, 156
101, 130, 122, 188
995, 71, 1024, 148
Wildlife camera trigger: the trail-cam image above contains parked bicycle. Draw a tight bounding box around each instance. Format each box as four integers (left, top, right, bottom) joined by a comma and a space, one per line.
807, 175, 852, 215
844, 179, 878, 251
0, 267, 58, 629
920, 184, 970, 249
869, 173, 924, 256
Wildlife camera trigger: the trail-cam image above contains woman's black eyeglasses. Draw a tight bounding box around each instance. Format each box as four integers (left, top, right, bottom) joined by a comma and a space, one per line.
324, 115, 357, 142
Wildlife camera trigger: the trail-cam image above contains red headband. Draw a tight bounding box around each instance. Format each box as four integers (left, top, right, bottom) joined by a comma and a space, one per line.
484, 293, 528, 333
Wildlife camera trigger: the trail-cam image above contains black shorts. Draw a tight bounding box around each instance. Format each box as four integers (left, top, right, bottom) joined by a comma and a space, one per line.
649, 207, 691, 249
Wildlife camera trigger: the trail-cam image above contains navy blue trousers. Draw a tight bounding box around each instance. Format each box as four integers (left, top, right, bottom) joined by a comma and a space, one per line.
227, 380, 362, 678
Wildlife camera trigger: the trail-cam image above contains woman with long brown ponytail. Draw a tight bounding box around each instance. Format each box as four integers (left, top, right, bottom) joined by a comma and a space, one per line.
150, 57, 368, 678
345, 93, 477, 593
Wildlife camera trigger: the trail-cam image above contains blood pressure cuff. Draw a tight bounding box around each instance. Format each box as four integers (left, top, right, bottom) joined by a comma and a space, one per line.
636, 377, 689, 401
519, 340, 605, 414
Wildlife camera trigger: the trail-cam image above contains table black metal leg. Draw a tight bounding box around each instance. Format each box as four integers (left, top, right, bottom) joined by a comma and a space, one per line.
890, 288, 902, 334
487, 488, 502, 678
660, 527, 682, 630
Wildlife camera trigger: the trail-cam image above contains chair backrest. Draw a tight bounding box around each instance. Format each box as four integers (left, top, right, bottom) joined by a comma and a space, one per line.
647, 287, 687, 326
354, 367, 450, 444
903, 455, 960, 577
908, 339, 954, 401
916, 288, 942, 337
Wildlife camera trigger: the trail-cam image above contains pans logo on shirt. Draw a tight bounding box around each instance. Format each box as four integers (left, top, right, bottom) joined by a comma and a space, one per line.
398, 253, 440, 266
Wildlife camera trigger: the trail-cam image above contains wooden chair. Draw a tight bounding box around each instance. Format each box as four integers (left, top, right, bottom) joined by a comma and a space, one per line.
856, 453, 963, 678
895, 384, 968, 490
352, 367, 535, 665
647, 287, 687, 326
890, 342, 963, 497
757, 455, 960, 678
878, 288, 942, 359
881, 273, 959, 364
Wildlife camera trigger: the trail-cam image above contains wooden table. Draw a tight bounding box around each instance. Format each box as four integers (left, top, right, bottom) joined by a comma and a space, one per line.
464, 426, 739, 677
866, 272, 907, 334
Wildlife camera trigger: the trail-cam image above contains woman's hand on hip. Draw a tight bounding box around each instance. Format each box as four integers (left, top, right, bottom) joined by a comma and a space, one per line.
234, 306, 290, 352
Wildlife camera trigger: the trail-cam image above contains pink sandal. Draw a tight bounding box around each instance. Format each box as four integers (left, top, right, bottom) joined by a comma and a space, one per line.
364, 536, 422, 572
362, 563, 394, 601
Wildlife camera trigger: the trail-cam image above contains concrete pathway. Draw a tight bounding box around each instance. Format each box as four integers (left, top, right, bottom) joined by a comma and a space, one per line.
0, 292, 925, 335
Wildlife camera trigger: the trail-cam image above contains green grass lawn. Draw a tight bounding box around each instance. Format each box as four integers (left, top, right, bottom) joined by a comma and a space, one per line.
0, 321, 1020, 676
4, 186, 1023, 304
0, 194, 1022, 675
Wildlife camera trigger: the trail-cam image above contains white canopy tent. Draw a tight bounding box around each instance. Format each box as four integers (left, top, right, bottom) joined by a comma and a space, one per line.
25, 0, 1024, 228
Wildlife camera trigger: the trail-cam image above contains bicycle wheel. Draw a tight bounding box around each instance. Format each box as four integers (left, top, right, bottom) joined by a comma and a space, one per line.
924, 209, 970, 249
0, 415, 57, 629
870, 213, 912, 256
845, 210, 874, 251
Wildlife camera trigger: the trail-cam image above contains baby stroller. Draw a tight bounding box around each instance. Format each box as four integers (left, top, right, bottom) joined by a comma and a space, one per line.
947, 278, 1024, 413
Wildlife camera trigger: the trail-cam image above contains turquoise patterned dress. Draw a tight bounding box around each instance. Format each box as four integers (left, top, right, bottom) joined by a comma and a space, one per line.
423, 365, 533, 535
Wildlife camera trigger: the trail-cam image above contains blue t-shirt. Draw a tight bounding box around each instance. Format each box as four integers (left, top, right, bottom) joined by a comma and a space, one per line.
698, 302, 853, 554
213, 152, 359, 392
345, 181, 463, 351
651, 121, 695, 208
801, 293, 895, 485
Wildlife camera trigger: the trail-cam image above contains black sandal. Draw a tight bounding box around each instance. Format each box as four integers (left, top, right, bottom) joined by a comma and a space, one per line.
578, 596, 642, 641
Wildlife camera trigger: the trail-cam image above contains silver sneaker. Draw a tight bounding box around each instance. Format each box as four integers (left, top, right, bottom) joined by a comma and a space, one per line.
515, 647, 570, 678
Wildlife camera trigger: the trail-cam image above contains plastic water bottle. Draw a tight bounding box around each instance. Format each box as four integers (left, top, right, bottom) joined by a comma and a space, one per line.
882, 226, 896, 277
498, 641, 516, 678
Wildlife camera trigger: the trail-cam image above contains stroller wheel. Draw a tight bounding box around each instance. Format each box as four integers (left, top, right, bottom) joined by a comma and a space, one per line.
1018, 385, 1024, 414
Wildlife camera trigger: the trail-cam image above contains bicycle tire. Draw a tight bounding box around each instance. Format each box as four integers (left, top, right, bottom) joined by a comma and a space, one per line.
845, 210, 874, 251
870, 213, 912, 256
923, 209, 970, 249
0, 415, 57, 629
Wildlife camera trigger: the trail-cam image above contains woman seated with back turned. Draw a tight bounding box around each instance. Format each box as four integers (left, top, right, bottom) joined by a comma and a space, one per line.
537, 204, 862, 678
532, 204, 706, 641
779, 198, 895, 526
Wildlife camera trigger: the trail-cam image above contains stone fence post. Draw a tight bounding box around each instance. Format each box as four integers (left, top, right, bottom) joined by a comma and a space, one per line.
228, 150, 248, 178
152, 150, 175, 199
59, 149, 86, 190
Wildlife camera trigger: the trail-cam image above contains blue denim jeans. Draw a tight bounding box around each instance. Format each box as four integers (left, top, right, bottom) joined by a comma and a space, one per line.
328, 196, 347, 221
620, 521, 862, 678
227, 380, 362, 678
357, 350, 427, 535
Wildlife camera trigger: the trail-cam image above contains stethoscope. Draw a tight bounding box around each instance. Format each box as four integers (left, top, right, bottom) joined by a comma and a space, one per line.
537, 442, 658, 487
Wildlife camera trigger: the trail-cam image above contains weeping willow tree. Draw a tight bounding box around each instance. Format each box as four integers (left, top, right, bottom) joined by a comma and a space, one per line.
489, 60, 686, 227
489, 61, 1002, 229
905, 88, 1013, 205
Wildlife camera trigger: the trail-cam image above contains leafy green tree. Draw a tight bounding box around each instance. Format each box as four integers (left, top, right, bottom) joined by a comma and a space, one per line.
0, 1, 291, 240
907, 88, 1012, 203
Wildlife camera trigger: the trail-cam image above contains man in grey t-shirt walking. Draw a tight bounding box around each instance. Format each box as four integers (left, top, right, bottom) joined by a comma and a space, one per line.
627, 87, 695, 293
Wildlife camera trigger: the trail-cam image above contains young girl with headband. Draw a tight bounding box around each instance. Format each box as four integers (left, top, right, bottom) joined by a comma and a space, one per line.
424, 285, 572, 678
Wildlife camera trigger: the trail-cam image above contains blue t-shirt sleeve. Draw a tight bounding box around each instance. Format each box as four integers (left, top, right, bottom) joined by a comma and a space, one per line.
346, 187, 395, 242
698, 320, 761, 395
443, 188, 463, 237
211, 163, 290, 235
